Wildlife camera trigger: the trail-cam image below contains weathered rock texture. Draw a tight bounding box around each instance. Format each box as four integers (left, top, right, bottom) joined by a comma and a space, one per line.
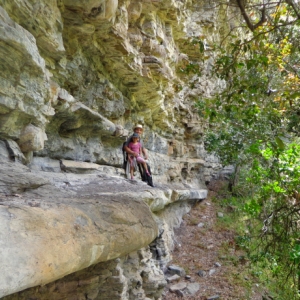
0, 0, 232, 299
0, 0, 225, 184
0, 147, 207, 299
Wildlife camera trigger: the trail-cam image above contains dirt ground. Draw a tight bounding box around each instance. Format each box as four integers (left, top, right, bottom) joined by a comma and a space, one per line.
162, 188, 267, 300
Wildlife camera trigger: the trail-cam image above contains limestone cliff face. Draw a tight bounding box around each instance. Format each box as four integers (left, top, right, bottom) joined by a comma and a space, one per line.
0, 1, 230, 299
0, 0, 226, 186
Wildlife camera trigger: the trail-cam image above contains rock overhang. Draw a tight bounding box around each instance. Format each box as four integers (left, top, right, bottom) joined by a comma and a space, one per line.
0, 157, 207, 298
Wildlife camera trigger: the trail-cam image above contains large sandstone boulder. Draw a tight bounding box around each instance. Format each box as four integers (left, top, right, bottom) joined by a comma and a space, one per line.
0, 194, 158, 298
0, 146, 207, 298
0, 159, 160, 298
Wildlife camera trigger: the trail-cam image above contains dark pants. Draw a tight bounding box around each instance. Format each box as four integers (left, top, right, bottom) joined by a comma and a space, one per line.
138, 163, 154, 187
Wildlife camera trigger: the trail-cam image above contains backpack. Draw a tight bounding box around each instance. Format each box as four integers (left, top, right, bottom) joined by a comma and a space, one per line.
122, 141, 127, 170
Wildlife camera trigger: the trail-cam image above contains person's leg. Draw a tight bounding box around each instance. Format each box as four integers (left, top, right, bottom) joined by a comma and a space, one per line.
129, 156, 134, 179
137, 157, 150, 176
130, 166, 134, 179
143, 162, 151, 176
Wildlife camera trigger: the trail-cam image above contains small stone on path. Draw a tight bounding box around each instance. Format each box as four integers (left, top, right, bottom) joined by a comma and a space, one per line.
209, 269, 216, 276
207, 295, 220, 300
197, 270, 206, 277
167, 274, 181, 283
169, 282, 187, 292
168, 265, 186, 276
186, 282, 200, 295
217, 212, 224, 217
175, 289, 184, 297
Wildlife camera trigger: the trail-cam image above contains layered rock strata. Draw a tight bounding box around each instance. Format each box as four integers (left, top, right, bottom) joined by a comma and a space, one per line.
0, 0, 231, 299
0, 0, 225, 187
0, 142, 206, 299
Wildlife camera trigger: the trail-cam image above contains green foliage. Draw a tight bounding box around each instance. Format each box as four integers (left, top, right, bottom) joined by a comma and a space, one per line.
243, 198, 261, 217
204, 130, 243, 165
237, 142, 300, 298
214, 153, 300, 298
193, 6, 300, 296
290, 244, 300, 265
181, 2, 300, 297
191, 38, 205, 53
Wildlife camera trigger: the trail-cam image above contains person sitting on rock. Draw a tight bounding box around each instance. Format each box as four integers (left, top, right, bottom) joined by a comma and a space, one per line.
123, 124, 153, 186
127, 133, 150, 180
124, 124, 148, 161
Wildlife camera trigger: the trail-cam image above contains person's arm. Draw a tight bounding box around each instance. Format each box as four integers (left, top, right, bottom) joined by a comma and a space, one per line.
138, 139, 148, 159
142, 147, 148, 160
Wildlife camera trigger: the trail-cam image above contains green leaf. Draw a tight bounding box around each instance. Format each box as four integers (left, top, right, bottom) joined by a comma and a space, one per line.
198, 40, 205, 53
275, 136, 285, 150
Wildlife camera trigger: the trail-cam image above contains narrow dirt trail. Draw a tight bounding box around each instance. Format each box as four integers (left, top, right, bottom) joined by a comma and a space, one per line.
162, 187, 266, 300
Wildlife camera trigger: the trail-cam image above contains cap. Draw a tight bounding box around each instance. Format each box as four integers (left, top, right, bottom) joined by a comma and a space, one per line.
132, 133, 139, 138
133, 124, 143, 131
